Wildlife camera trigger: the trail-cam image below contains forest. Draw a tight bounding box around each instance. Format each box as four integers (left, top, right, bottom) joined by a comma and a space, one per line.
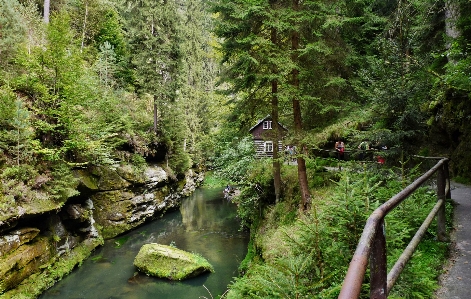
1, 0, 471, 298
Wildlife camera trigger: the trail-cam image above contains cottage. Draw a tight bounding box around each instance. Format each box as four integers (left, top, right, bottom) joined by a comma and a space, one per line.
249, 115, 288, 158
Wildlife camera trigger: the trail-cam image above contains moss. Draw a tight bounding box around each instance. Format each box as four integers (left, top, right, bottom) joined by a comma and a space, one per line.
74, 169, 99, 191
0, 237, 52, 293
0, 198, 64, 223
101, 223, 132, 240
134, 243, 214, 280
95, 167, 131, 190
238, 237, 256, 275
92, 185, 177, 239
177, 179, 187, 192
0, 237, 103, 299
76, 167, 131, 191
116, 164, 146, 184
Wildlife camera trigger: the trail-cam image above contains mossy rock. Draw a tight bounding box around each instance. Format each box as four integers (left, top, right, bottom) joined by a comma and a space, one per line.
133, 243, 214, 280
1, 237, 103, 298
74, 169, 99, 191
0, 236, 52, 294
116, 164, 146, 184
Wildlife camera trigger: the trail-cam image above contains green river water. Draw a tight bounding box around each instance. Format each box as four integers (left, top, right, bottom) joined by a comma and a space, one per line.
39, 187, 249, 299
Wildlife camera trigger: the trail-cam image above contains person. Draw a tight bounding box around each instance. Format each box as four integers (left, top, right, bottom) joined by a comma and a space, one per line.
358, 140, 369, 161
372, 141, 387, 164
224, 185, 231, 197
376, 155, 385, 164
291, 145, 297, 163
335, 140, 345, 160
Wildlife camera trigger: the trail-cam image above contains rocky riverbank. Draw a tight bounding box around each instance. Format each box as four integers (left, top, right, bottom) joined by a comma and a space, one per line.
0, 164, 203, 298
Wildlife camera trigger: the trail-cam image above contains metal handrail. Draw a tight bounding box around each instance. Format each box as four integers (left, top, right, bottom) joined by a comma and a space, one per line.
338, 158, 450, 299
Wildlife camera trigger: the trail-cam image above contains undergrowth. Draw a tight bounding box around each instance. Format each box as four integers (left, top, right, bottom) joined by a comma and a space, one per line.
203, 171, 231, 188
225, 160, 451, 299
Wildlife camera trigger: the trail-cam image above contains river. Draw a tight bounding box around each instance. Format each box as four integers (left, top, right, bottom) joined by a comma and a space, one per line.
39, 187, 249, 299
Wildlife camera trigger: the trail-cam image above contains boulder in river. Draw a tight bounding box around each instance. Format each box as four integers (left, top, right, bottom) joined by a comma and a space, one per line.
133, 243, 214, 280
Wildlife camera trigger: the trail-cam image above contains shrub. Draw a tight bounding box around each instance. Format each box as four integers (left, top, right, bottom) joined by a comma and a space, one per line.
227, 162, 450, 298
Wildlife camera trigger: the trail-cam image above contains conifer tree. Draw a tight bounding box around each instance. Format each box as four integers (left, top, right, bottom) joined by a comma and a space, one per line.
211, 0, 292, 202
120, 0, 182, 134
290, 0, 308, 209
213, 0, 343, 207
177, 0, 215, 163
0, 0, 27, 66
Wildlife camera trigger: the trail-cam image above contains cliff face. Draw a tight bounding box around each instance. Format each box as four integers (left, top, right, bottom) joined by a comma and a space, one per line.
0, 164, 203, 298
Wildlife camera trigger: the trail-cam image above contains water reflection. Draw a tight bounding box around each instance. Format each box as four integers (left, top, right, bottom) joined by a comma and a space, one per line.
39, 187, 248, 299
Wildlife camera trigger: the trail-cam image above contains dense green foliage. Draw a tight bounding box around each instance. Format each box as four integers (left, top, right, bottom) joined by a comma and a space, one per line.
0, 0, 216, 212
226, 161, 451, 298
209, 0, 471, 179
1, 0, 470, 297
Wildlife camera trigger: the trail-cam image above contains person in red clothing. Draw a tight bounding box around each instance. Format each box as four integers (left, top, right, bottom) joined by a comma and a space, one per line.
376, 156, 385, 164
335, 140, 345, 160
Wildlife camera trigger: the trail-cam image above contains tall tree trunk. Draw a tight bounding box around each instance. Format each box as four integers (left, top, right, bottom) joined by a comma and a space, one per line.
153, 95, 158, 133
445, 0, 460, 64
292, 0, 311, 210
43, 0, 50, 23
81, 1, 89, 53
271, 27, 282, 203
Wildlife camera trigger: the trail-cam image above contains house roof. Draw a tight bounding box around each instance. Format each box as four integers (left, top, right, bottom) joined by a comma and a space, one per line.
248, 115, 288, 132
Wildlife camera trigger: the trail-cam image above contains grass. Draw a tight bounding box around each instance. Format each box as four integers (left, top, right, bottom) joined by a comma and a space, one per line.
453, 176, 471, 185
202, 171, 231, 188
225, 162, 452, 298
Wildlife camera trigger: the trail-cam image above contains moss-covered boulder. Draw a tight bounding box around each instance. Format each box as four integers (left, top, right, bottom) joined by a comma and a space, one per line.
0, 228, 40, 256
133, 243, 214, 280
0, 236, 52, 293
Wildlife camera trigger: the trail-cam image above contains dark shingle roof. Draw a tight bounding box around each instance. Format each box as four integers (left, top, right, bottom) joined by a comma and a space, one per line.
249, 115, 288, 132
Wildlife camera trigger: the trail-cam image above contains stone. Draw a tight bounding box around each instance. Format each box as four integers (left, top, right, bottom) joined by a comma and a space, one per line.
94, 166, 131, 190
0, 228, 40, 257
0, 236, 52, 293
133, 243, 214, 280
144, 166, 169, 188
66, 204, 85, 220
116, 164, 146, 184
75, 169, 99, 191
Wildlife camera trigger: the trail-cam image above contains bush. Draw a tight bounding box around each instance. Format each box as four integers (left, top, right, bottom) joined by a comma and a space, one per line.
211, 136, 255, 183
1, 165, 37, 183
227, 163, 450, 298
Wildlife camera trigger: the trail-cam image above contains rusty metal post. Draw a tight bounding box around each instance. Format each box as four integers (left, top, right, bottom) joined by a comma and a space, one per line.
370, 220, 387, 299
437, 165, 447, 241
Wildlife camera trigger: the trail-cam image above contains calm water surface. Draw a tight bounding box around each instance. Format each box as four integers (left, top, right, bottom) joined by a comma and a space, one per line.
39, 187, 248, 299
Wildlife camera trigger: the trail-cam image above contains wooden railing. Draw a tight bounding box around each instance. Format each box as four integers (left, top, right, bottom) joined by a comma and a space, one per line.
338, 157, 450, 299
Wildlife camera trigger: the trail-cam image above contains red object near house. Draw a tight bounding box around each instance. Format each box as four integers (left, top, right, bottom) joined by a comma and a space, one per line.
377, 156, 385, 164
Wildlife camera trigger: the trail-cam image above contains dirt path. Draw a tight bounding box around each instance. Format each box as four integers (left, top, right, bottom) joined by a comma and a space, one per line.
435, 182, 471, 299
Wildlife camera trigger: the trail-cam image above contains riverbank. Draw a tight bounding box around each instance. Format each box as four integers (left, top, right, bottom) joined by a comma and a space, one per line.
225, 162, 451, 298
0, 164, 204, 298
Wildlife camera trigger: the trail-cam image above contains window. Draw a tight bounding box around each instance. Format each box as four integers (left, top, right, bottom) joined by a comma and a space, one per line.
265, 141, 273, 152
263, 121, 272, 129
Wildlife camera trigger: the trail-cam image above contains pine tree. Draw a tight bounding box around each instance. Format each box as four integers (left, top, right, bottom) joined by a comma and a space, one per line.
177, 0, 216, 164
212, 0, 344, 207
211, 0, 294, 202
120, 0, 182, 133
0, 0, 27, 67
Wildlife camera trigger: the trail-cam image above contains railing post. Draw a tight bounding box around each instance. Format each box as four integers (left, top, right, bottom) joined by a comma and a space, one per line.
437, 164, 447, 242
444, 160, 451, 200
370, 220, 387, 299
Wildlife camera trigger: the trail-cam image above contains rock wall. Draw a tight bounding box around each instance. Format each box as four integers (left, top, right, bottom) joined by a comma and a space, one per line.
88, 166, 204, 239
0, 164, 203, 298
